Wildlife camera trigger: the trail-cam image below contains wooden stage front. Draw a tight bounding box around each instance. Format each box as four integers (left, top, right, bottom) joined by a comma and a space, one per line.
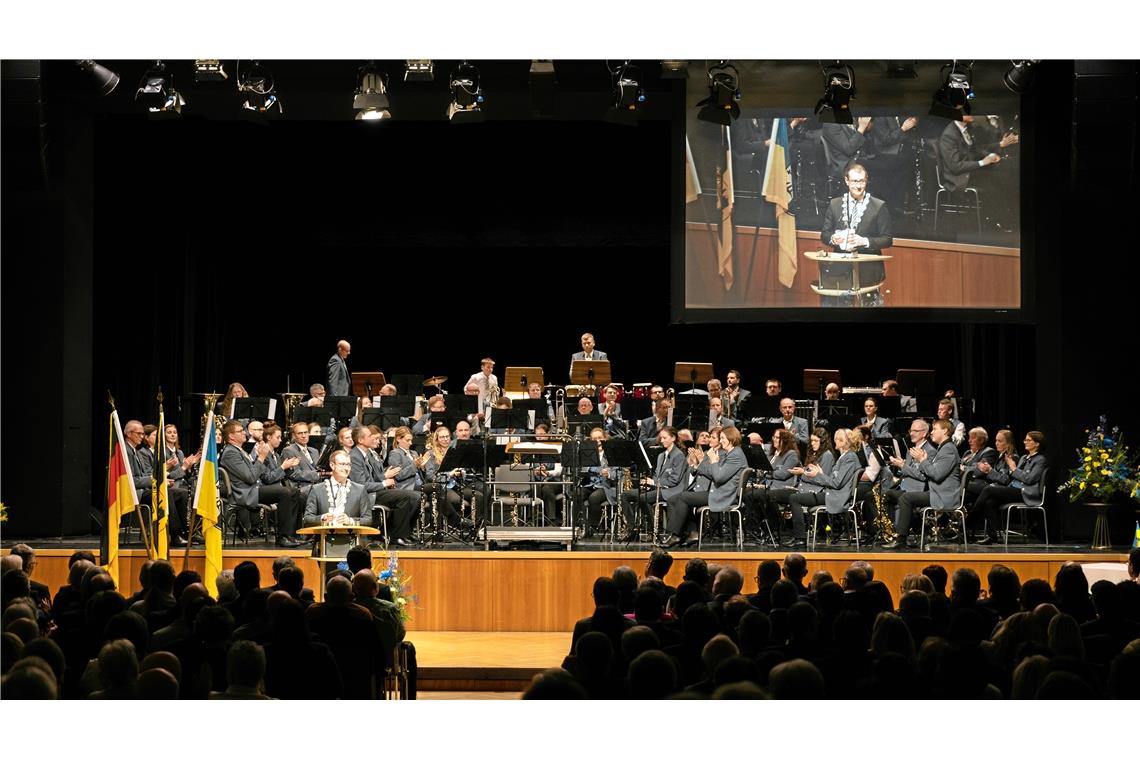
18, 546, 1129, 633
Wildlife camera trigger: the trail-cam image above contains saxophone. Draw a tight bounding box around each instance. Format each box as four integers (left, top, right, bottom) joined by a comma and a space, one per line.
871, 477, 896, 543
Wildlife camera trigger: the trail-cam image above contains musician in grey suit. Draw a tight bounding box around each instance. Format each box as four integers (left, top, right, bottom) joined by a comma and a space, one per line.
303, 450, 372, 526
975, 431, 1047, 545
937, 116, 1017, 193
723, 369, 751, 420
790, 428, 863, 544
659, 427, 747, 548
820, 119, 873, 187
259, 424, 306, 547
882, 419, 962, 549
960, 427, 999, 508
218, 420, 279, 541
819, 162, 893, 307
327, 339, 352, 397
569, 332, 608, 379
386, 427, 422, 491
619, 426, 689, 541
860, 397, 893, 438
637, 401, 671, 445
768, 398, 808, 447
347, 426, 419, 545
282, 422, 323, 493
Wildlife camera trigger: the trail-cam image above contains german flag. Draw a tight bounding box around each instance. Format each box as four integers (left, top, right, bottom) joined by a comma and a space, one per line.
104, 409, 139, 589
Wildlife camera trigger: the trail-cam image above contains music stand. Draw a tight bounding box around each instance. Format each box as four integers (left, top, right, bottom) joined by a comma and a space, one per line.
673, 362, 714, 394
741, 443, 774, 473
293, 406, 325, 424
514, 398, 550, 426
622, 397, 652, 424
803, 369, 841, 398
323, 396, 359, 421
567, 412, 604, 438
570, 360, 611, 390
361, 409, 388, 430
818, 399, 851, 419
505, 367, 544, 395
434, 410, 471, 434
449, 395, 479, 416
603, 439, 639, 469
379, 395, 416, 416
745, 422, 782, 443
231, 397, 276, 422
748, 395, 782, 422
896, 369, 937, 415
390, 374, 425, 398
352, 372, 387, 398
674, 394, 709, 432
876, 395, 902, 419
487, 408, 530, 431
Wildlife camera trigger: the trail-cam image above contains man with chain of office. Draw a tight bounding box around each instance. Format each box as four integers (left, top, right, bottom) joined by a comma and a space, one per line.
818, 162, 893, 307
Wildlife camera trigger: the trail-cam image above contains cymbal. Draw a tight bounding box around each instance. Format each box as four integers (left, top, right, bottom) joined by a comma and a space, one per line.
423, 375, 448, 387
543, 384, 563, 390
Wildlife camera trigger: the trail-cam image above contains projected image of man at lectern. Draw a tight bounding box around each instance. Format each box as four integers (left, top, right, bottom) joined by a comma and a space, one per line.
818, 163, 893, 307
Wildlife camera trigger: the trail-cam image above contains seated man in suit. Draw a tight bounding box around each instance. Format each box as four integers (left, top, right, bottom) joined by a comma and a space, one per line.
347, 426, 419, 546
883, 419, 962, 549
860, 397, 893, 438
771, 398, 808, 448
303, 450, 371, 526
303, 383, 326, 407
937, 115, 1018, 193
638, 400, 671, 445
218, 420, 296, 545
707, 395, 736, 430
598, 384, 629, 439
959, 426, 999, 510
281, 422, 323, 496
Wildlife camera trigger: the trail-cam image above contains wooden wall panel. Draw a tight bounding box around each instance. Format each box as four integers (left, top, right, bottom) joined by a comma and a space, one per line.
8, 549, 1124, 633
685, 224, 1020, 309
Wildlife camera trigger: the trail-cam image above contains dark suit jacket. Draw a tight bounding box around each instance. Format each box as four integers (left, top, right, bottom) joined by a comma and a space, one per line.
302, 479, 373, 526
819, 194, 893, 289
938, 121, 1000, 192
820, 123, 868, 176
219, 444, 264, 508
327, 354, 350, 397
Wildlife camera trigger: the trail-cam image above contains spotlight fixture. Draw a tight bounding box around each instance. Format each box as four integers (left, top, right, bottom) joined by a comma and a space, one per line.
354, 64, 391, 121
405, 60, 434, 83
447, 61, 484, 123
660, 60, 689, 79
815, 62, 855, 124
135, 61, 184, 115
194, 59, 228, 82
930, 62, 974, 121
1003, 60, 1038, 94
238, 61, 282, 116
76, 60, 119, 96
610, 61, 646, 111
696, 61, 741, 125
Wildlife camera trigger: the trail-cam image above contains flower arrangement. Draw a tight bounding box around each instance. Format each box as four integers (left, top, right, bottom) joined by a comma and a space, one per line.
1058, 416, 1137, 503
378, 551, 416, 622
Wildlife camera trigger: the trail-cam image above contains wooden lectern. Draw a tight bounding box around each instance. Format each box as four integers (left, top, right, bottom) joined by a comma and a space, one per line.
298, 524, 381, 563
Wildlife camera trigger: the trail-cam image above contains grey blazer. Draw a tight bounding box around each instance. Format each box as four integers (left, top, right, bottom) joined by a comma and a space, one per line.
897, 440, 938, 492
695, 446, 747, 512
327, 354, 350, 397
802, 450, 860, 514
302, 480, 372, 526
386, 447, 421, 491
770, 416, 809, 447
219, 444, 264, 508
259, 450, 288, 485
862, 416, 893, 438
126, 444, 153, 493
654, 446, 690, 501
799, 450, 836, 495
766, 449, 801, 489
638, 416, 664, 444
915, 440, 963, 509
569, 350, 608, 379
960, 446, 998, 477
281, 443, 322, 485
1009, 453, 1047, 504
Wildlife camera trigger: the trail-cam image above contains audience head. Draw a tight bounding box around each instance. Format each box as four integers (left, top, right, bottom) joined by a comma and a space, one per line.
18, 638, 64, 687
271, 555, 296, 582
645, 549, 673, 581
140, 651, 182, 682
737, 610, 771, 656
809, 569, 834, 593
1046, 613, 1085, 660
712, 567, 744, 598
351, 569, 379, 600
683, 558, 710, 589
98, 639, 140, 692
136, 668, 179, 699
769, 658, 825, 699
233, 561, 261, 595
522, 668, 587, 700
277, 566, 304, 598
770, 579, 799, 611
591, 577, 619, 608
756, 559, 781, 589
346, 545, 372, 574
782, 553, 807, 585
574, 631, 614, 680
922, 564, 948, 594
950, 567, 982, 605
842, 565, 869, 591
900, 573, 935, 595
1020, 578, 1057, 611
324, 576, 353, 607
620, 626, 660, 663
1, 661, 57, 699
227, 640, 267, 693
627, 650, 677, 699
173, 569, 203, 600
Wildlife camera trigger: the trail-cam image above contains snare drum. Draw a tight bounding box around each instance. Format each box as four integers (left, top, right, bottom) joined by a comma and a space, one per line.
631, 383, 652, 399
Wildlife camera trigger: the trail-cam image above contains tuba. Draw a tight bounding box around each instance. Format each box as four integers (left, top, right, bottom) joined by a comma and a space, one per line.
279, 392, 307, 433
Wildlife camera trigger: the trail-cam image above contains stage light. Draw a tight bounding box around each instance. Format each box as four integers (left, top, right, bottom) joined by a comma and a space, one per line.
76, 60, 119, 96
815, 62, 856, 124
354, 64, 391, 121
696, 60, 741, 126
135, 61, 185, 115
405, 60, 434, 82
238, 61, 283, 117
930, 62, 975, 121
447, 61, 484, 123
610, 61, 646, 111
194, 59, 228, 83
1003, 60, 1038, 94
660, 60, 689, 80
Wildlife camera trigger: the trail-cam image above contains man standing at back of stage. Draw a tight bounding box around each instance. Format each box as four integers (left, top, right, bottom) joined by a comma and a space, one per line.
569, 333, 608, 380
819, 162, 893, 307
328, 340, 352, 397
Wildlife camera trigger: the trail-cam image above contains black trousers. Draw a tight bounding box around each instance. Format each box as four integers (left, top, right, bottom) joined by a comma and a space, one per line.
576, 487, 610, 529
895, 491, 931, 536
974, 485, 1024, 537
373, 489, 419, 540
665, 492, 709, 536
259, 483, 303, 539
620, 488, 663, 531
538, 483, 563, 524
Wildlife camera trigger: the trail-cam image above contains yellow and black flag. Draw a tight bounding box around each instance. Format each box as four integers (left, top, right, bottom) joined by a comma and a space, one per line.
103, 409, 139, 589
